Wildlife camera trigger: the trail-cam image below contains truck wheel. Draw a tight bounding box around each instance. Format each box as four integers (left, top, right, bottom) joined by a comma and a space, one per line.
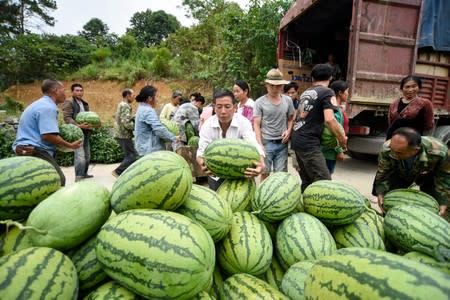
434, 126, 450, 148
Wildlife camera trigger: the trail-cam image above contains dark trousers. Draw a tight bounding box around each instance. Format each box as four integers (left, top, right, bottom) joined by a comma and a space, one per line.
207, 176, 225, 191
295, 149, 331, 193
115, 138, 137, 175
34, 149, 66, 186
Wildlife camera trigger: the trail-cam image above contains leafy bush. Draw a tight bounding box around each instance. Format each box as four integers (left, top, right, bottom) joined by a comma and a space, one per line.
91, 47, 112, 64
0, 95, 24, 115
70, 64, 102, 81
0, 126, 15, 159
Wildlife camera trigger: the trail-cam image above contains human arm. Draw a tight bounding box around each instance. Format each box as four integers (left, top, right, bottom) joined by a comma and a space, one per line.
42, 134, 82, 149
374, 146, 397, 213
244, 156, 265, 178
324, 108, 347, 148
61, 99, 91, 130
253, 116, 263, 147
282, 112, 295, 143
433, 151, 450, 216
144, 109, 179, 143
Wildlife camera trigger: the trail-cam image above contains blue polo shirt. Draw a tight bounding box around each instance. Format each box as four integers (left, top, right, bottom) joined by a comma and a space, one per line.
13, 95, 60, 156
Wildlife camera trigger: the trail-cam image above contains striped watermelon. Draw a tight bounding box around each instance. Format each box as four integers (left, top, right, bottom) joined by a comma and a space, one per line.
161, 119, 180, 135
384, 204, 450, 261
216, 178, 255, 212
83, 281, 140, 300
304, 247, 450, 300
69, 234, 109, 291
265, 255, 286, 291
177, 184, 232, 242
0, 156, 60, 220
217, 211, 273, 276
111, 151, 192, 213
191, 291, 216, 300
26, 181, 111, 251
0, 226, 33, 256
332, 221, 385, 250
185, 122, 197, 141
252, 172, 302, 222
383, 188, 440, 213
76, 111, 101, 126
280, 260, 315, 300
204, 138, 260, 179
95, 209, 215, 299
188, 136, 200, 147
353, 208, 385, 242
403, 251, 450, 275
302, 180, 366, 225
208, 264, 224, 299
219, 273, 289, 300
0, 247, 78, 299
276, 212, 336, 269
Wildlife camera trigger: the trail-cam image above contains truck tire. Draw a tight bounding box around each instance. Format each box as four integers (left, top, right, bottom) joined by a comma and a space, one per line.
434, 126, 450, 148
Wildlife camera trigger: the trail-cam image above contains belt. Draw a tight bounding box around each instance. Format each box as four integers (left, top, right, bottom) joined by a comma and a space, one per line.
270, 139, 283, 144
15, 145, 35, 156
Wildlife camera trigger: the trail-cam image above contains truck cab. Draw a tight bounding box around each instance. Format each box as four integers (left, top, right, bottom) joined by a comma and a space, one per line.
278, 0, 450, 155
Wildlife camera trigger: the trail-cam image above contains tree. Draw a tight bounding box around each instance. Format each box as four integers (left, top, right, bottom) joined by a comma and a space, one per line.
79, 18, 116, 47
0, 0, 57, 38
127, 9, 181, 47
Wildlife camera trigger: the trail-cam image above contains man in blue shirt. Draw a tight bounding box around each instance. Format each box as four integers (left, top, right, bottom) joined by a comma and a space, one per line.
13, 79, 82, 185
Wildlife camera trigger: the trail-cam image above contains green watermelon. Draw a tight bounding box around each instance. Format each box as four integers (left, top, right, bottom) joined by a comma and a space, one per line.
160, 119, 180, 135
265, 255, 285, 291
280, 260, 315, 300
219, 273, 289, 299
302, 180, 366, 225
185, 122, 197, 141
403, 251, 450, 275
332, 221, 385, 250
57, 123, 84, 152
383, 188, 440, 214
111, 151, 192, 213
76, 111, 101, 126
276, 212, 336, 269
177, 184, 232, 242
83, 281, 141, 300
96, 209, 216, 299
252, 172, 302, 222
0, 226, 33, 256
0, 247, 79, 299
0, 156, 61, 220
384, 204, 450, 262
188, 136, 200, 147
216, 178, 255, 212
353, 208, 385, 242
204, 138, 260, 179
304, 247, 450, 300
25, 181, 111, 251
217, 211, 273, 276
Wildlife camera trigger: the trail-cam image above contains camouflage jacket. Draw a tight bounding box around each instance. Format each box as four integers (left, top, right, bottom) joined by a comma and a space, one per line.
374, 136, 450, 205
113, 100, 134, 139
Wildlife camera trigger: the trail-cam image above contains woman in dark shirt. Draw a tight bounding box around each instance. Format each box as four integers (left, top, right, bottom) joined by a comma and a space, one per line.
386, 75, 434, 140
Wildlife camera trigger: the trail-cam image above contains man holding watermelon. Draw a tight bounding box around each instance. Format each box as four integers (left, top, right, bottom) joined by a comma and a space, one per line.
13, 79, 83, 186
374, 127, 449, 216
62, 83, 95, 182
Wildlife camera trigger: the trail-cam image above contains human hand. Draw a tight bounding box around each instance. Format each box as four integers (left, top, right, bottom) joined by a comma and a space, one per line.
438, 205, 447, 217
244, 160, 264, 178
281, 130, 291, 144
197, 157, 213, 176
338, 135, 347, 149
377, 194, 385, 215
175, 135, 181, 143
78, 123, 91, 130
70, 139, 83, 149
336, 152, 345, 161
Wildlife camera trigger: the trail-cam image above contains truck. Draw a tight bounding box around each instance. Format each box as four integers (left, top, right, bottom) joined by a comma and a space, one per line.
277, 0, 450, 156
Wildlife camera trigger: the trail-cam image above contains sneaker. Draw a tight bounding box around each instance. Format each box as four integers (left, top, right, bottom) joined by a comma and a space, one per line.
111, 171, 119, 178
84, 174, 94, 179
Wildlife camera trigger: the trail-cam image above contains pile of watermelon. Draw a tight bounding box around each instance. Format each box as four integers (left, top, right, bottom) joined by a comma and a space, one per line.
0, 145, 449, 299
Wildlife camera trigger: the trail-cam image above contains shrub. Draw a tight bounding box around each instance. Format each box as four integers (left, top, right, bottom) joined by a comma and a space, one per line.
0, 126, 15, 159
0, 95, 24, 115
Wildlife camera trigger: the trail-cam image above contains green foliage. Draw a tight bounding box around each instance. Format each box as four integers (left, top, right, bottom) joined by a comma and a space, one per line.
114, 34, 139, 58
0, 126, 15, 159
79, 18, 117, 48
150, 47, 173, 77
70, 64, 102, 81
127, 9, 181, 47
0, 95, 24, 115
91, 47, 113, 64
89, 126, 124, 164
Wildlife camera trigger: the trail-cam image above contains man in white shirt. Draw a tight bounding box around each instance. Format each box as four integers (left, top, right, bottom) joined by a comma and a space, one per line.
197, 89, 265, 190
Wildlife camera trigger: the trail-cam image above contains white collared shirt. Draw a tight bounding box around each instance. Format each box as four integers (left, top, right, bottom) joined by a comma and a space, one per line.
197, 113, 264, 157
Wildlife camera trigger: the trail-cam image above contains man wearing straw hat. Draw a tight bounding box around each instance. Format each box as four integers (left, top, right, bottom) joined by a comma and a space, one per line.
254, 68, 296, 182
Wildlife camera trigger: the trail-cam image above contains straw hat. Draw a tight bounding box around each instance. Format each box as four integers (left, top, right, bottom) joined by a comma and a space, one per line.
264, 69, 290, 85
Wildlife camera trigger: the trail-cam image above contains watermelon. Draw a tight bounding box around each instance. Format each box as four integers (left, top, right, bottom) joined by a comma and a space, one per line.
353, 208, 385, 242
217, 211, 273, 276
76, 111, 101, 126
177, 184, 232, 242
57, 123, 84, 152
203, 138, 260, 179
0, 247, 78, 299
383, 188, 440, 214
302, 180, 366, 225
403, 251, 450, 275
191, 291, 216, 300
185, 122, 197, 141
0, 226, 33, 257
83, 281, 140, 300
219, 273, 289, 300
69, 234, 109, 291
25, 181, 111, 251
160, 119, 180, 135
252, 172, 302, 222
280, 260, 315, 300
188, 136, 200, 147
320, 123, 344, 148
265, 255, 286, 291
384, 204, 450, 262
209, 264, 224, 299
276, 212, 336, 269
332, 221, 385, 250
111, 151, 192, 213
304, 247, 450, 300
0, 156, 61, 220
95, 209, 216, 299
216, 178, 255, 212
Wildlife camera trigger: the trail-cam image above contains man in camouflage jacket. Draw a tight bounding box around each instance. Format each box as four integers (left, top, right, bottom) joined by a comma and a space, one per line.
374, 127, 449, 216
112, 88, 137, 176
